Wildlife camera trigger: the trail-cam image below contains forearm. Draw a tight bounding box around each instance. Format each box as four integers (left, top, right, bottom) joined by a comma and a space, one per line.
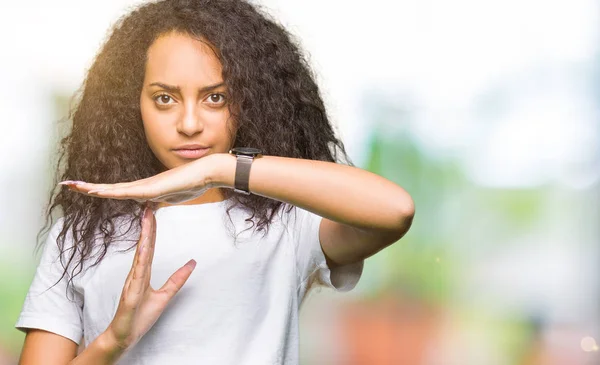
68, 332, 125, 365
209, 154, 414, 233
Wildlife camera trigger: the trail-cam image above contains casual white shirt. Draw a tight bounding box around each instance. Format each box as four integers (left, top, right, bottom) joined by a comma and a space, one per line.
15, 200, 363, 364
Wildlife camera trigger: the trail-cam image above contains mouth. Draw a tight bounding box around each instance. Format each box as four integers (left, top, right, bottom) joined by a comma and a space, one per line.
172, 148, 210, 159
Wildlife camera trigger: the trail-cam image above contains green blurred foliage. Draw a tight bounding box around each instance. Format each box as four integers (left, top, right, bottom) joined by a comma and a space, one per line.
362, 121, 464, 304
0, 258, 32, 357
360, 99, 548, 311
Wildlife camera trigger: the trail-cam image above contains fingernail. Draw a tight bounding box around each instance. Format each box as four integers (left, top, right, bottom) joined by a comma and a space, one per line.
185, 259, 197, 269
59, 180, 86, 186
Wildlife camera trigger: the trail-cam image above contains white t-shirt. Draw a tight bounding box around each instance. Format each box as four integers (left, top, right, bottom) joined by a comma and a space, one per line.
15, 200, 363, 364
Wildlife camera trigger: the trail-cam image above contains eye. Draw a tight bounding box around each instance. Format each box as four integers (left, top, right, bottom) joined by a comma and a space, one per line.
205, 93, 226, 105
153, 93, 175, 106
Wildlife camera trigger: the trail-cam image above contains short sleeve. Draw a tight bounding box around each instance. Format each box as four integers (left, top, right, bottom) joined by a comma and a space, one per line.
290, 206, 363, 295
15, 218, 84, 344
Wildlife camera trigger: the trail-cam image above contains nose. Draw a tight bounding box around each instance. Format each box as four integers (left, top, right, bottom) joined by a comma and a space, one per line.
176, 102, 204, 136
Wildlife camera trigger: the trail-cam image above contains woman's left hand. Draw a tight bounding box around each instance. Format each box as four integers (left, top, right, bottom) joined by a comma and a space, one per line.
59, 154, 221, 204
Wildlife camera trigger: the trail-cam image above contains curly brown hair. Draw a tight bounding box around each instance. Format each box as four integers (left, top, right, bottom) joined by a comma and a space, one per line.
40, 0, 354, 288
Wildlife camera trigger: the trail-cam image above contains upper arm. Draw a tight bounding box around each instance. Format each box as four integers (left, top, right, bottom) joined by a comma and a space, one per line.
15, 219, 84, 356
19, 329, 78, 365
319, 217, 398, 267
290, 207, 363, 293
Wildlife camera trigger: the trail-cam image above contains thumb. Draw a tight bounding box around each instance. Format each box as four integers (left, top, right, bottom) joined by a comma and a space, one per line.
157, 259, 197, 300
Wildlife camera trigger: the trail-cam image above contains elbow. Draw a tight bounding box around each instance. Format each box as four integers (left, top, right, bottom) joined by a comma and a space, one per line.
360, 195, 415, 248
373, 196, 415, 247
392, 196, 415, 241
402, 196, 415, 226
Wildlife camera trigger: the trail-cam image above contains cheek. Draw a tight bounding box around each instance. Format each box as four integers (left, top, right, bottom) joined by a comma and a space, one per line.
140, 112, 167, 155
216, 109, 234, 139
141, 100, 165, 137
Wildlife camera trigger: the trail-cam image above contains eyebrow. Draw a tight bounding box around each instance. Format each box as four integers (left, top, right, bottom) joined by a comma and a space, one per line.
148, 81, 225, 94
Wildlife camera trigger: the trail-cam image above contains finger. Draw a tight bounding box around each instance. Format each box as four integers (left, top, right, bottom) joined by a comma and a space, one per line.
128, 207, 155, 296
68, 180, 141, 196
88, 185, 161, 201
89, 176, 159, 193
144, 210, 157, 286
121, 206, 152, 292
157, 259, 197, 300
58, 180, 86, 187
88, 171, 190, 200
65, 182, 112, 192
120, 241, 149, 310
62, 183, 115, 198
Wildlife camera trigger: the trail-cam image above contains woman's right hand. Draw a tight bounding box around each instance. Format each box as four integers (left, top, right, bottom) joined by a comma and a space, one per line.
104, 206, 197, 352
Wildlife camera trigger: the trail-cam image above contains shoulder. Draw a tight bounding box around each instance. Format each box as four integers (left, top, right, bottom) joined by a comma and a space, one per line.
38, 213, 138, 264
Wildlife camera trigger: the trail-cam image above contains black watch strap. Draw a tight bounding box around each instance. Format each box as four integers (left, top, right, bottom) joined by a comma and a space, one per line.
233, 155, 253, 195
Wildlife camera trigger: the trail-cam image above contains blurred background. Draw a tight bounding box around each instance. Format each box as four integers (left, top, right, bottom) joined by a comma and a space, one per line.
1, 0, 598, 364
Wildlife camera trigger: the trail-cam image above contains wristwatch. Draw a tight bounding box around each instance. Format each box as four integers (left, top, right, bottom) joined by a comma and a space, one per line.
228, 147, 262, 195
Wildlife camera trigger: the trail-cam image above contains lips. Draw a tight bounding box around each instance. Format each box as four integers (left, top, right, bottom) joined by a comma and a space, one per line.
172, 147, 210, 159
174, 143, 209, 150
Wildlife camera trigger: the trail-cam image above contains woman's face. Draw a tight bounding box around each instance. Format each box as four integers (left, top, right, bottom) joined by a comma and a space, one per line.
140, 32, 233, 170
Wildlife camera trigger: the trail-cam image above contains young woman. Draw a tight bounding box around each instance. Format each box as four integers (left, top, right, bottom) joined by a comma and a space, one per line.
16, 0, 415, 364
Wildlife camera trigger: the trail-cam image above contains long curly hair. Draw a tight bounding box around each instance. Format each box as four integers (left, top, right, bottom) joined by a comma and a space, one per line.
41, 0, 354, 287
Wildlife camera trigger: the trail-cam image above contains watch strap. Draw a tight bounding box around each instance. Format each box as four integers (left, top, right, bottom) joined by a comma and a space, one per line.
233, 155, 253, 195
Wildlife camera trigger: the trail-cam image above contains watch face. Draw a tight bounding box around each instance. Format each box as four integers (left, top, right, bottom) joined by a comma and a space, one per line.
230, 147, 262, 156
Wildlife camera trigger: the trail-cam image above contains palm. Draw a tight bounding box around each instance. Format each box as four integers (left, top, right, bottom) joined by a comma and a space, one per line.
59, 155, 217, 204
111, 290, 171, 346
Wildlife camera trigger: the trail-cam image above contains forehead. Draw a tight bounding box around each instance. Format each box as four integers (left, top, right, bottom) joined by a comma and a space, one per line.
144, 32, 223, 84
